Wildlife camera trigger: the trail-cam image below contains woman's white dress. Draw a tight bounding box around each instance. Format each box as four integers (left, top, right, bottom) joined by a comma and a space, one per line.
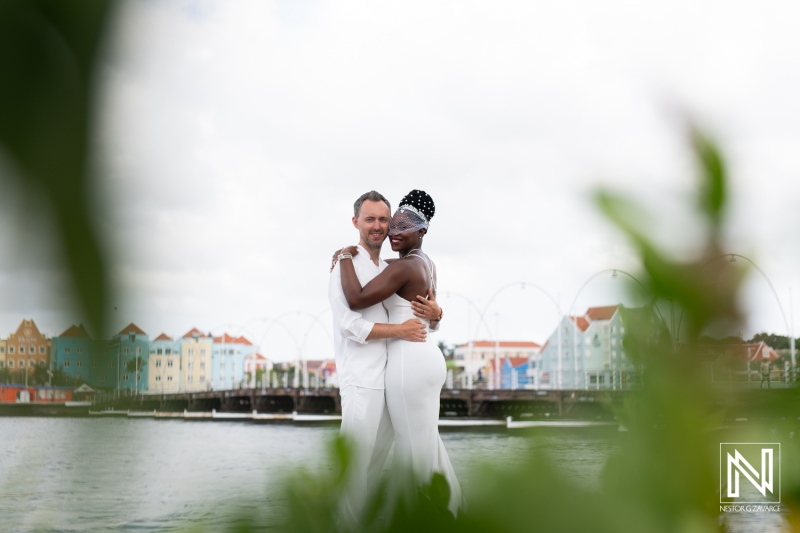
384, 290, 463, 515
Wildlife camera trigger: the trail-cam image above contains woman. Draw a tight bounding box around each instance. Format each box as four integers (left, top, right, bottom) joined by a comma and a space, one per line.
338, 189, 462, 516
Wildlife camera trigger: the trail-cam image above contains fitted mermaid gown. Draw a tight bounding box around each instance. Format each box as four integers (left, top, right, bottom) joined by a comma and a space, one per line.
384, 291, 463, 515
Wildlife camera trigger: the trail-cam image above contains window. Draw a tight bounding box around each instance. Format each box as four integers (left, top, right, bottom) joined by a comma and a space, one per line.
64, 360, 71, 367
187, 376, 193, 383
108, 362, 114, 368
167, 360, 173, 368
8, 360, 13, 367
123, 374, 129, 381
123, 347, 130, 354
187, 362, 193, 370
77, 347, 83, 354
0, 347, 4, 354
19, 360, 25, 367
156, 360, 162, 368
9, 347, 14, 354
136, 346, 141, 354
166, 348, 172, 354
188, 349, 194, 356
77, 361, 83, 368
167, 376, 173, 381
65, 347, 71, 354
200, 349, 206, 356
157, 348, 163, 355
29, 346, 35, 354
40, 346, 46, 354
611, 338, 617, 346
155, 375, 161, 381
200, 362, 205, 370
0, 361, 4, 368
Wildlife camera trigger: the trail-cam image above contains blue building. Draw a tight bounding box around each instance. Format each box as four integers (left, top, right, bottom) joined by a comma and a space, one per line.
104, 324, 150, 394
531, 305, 651, 390
211, 333, 256, 390
51, 324, 94, 384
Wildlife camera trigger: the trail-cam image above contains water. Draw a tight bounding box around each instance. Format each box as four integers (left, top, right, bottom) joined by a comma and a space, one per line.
0, 419, 790, 532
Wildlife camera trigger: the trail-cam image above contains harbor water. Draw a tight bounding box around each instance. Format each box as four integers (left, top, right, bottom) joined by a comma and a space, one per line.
0, 418, 789, 532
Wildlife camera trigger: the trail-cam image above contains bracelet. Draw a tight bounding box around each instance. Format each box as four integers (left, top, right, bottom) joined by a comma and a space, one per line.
337, 253, 353, 261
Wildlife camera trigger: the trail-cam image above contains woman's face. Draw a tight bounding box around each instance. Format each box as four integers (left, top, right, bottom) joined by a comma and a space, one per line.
388, 212, 422, 252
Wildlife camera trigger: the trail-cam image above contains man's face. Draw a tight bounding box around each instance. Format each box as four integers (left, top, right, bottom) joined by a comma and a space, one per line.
352, 199, 390, 252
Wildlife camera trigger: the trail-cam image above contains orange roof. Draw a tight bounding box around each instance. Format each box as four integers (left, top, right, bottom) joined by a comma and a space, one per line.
569, 316, 590, 332
489, 356, 529, 371
59, 324, 91, 339
119, 323, 146, 336
697, 342, 780, 362
585, 305, 619, 321
457, 340, 540, 349
154, 333, 173, 341
244, 353, 268, 361
213, 333, 252, 345
182, 327, 208, 339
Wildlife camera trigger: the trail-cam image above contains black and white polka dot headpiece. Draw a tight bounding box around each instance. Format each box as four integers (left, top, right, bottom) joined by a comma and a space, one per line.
390, 190, 435, 235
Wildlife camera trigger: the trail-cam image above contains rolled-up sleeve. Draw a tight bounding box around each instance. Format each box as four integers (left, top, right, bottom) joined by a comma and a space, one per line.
329, 264, 374, 344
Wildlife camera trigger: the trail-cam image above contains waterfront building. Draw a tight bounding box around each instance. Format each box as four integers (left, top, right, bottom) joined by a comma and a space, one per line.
51, 324, 93, 384
5, 319, 51, 372
532, 305, 646, 390
498, 357, 531, 389
243, 352, 270, 387
103, 324, 150, 394
0, 338, 6, 369
148, 333, 182, 393
452, 340, 541, 383
181, 328, 213, 392
211, 333, 255, 390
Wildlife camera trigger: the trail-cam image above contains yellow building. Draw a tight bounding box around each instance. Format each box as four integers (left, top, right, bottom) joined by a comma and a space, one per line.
180, 328, 212, 392
0, 338, 7, 369
148, 333, 181, 393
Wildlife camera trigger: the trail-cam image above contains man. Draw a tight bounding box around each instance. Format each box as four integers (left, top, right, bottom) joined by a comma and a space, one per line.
328, 190, 442, 526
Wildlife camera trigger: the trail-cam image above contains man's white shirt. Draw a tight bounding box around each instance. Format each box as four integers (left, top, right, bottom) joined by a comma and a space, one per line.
329, 245, 388, 390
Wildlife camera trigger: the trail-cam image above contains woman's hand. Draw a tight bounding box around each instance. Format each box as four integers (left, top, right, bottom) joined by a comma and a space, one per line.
411, 288, 442, 322
330, 246, 360, 272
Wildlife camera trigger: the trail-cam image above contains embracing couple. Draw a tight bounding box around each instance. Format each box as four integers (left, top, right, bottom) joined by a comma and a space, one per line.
328, 189, 462, 526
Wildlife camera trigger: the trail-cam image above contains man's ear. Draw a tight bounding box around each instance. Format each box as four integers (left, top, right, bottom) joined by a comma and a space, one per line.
352, 216, 358, 229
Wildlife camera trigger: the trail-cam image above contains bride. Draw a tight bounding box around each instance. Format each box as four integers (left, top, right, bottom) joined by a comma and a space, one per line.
337, 189, 463, 516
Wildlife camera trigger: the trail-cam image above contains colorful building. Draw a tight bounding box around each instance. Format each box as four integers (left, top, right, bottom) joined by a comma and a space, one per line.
148, 333, 182, 393
181, 328, 213, 392
532, 305, 650, 390
211, 333, 256, 390
102, 324, 150, 394
453, 340, 541, 383
4, 318, 51, 372
51, 324, 94, 384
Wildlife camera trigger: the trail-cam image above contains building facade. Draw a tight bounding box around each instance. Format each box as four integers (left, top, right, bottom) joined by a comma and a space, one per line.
148, 333, 182, 393
532, 305, 645, 390
51, 324, 94, 384
453, 340, 541, 384
5, 319, 51, 372
104, 324, 150, 394
181, 328, 213, 392
211, 333, 256, 390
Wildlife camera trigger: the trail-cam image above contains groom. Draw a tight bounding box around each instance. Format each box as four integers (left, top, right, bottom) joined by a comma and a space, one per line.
328, 190, 442, 525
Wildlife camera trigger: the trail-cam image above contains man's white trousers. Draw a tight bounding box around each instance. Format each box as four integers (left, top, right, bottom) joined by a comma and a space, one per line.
339, 385, 393, 526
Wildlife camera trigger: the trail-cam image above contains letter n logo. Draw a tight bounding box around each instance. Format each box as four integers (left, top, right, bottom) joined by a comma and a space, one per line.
720, 443, 780, 504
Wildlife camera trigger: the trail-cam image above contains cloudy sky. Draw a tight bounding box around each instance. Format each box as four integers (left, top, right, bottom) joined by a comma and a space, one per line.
2, 0, 800, 362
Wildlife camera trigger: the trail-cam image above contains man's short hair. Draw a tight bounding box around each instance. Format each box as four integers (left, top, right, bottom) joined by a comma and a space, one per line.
353, 191, 391, 217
